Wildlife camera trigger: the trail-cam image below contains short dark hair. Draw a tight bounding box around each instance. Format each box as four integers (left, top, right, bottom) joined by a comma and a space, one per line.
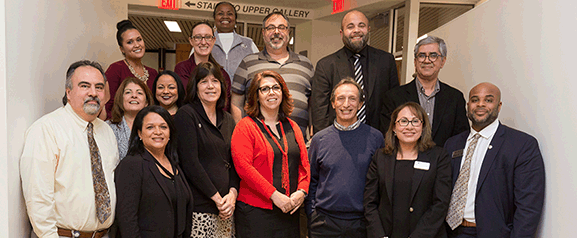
152, 70, 185, 109
183, 62, 227, 110
330, 77, 365, 103
383, 102, 435, 154
213, 2, 237, 19
65, 60, 106, 90
245, 70, 293, 121
110, 77, 154, 124
127, 105, 179, 163
116, 20, 137, 47
262, 11, 290, 28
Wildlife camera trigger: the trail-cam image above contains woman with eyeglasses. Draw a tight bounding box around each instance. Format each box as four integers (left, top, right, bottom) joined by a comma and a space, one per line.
364, 102, 451, 238
231, 70, 310, 238
174, 21, 231, 111
211, 1, 259, 80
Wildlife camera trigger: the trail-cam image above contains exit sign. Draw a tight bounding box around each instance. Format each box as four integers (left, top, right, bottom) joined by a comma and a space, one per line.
333, 0, 344, 14
158, 0, 179, 10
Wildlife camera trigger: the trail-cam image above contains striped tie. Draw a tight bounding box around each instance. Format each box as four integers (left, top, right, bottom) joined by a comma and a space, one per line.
446, 133, 482, 229
353, 54, 366, 123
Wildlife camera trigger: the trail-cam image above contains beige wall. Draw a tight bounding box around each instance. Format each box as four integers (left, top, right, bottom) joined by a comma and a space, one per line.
430, 0, 575, 236
3, 1, 129, 236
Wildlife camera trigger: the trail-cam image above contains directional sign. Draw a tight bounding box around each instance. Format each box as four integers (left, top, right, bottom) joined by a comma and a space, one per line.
182, 1, 313, 19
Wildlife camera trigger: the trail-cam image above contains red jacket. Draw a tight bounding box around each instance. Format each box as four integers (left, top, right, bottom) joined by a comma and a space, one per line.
231, 117, 310, 210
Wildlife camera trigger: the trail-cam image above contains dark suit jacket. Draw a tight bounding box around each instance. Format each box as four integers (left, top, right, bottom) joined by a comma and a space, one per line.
444, 124, 545, 238
364, 146, 452, 238
115, 151, 193, 238
379, 79, 469, 147
311, 46, 399, 134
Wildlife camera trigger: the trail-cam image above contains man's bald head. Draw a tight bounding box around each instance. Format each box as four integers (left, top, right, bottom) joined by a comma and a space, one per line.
467, 82, 503, 131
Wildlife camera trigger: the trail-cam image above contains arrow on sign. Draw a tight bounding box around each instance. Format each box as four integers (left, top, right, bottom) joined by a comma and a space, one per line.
185, 1, 195, 7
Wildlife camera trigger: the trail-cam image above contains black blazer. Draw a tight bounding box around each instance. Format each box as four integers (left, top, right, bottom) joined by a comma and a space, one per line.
444, 124, 545, 237
115, 151, 193, 238
311, 46, 399, 133
364, 146, 452, 238
379, 79, 469, 147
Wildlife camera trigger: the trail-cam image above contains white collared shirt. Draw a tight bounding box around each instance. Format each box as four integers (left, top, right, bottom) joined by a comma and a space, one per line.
461, 119, 500, 223
20, 104, 119, 238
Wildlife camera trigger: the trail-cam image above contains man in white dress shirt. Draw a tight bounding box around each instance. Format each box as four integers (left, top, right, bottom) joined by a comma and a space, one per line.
20, 60, 119, 238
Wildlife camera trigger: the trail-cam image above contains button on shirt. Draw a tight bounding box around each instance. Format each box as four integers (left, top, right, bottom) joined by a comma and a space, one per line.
460, 119, 500, 223
20, 104, 119, 238
415, 79, 440, 125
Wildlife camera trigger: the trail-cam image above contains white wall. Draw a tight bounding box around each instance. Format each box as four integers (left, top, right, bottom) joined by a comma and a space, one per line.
430, 0, 577, 236
4, 1, 127, 236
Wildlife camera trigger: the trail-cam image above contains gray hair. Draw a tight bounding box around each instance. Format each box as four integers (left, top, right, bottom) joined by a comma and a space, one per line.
65, 60, 106, 89
262, 11, 290, 29
414, 36, 447, 58
330, 77, 365, 103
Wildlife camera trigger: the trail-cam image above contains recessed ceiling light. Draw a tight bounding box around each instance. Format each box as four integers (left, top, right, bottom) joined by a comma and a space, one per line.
164, 20, 181, 32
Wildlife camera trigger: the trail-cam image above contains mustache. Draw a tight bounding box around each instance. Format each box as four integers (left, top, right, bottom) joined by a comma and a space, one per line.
84, 96, 100, 105
271, 33, 284, 40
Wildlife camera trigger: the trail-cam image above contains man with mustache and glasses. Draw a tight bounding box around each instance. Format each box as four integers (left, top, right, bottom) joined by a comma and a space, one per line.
311, 10, 399, 135
444, 82, 544, 238
21, 60, 119, 238
230, 11, 314, 138
380, 36, 469, 146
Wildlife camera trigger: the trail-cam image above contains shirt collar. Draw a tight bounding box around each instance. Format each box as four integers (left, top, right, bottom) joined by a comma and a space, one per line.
415, 78, 441, 97
343, 45, 368, 59
64, 103, 91, 130
259, 47, 299, 64
469, 119, 500, 140
333, 119, 361, 131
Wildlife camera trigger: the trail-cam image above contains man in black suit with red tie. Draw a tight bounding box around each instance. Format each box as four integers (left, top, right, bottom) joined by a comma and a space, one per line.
311, 10, 399, 134
444, 82, 545, 237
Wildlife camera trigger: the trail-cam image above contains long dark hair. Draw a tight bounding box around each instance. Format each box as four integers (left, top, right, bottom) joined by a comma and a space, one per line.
383, 102, 435, 155
184, 62, 227, 110
245, 70, 293, 121
110, 77, 154, 124
126, 105, 179, 163
190, 21, 222, 68
152, 70, 185, 108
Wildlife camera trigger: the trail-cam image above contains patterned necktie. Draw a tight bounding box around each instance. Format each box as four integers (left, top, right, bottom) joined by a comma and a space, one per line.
87, 122, 111, 223
353, 54, 366, 123
446, 133, 481, 229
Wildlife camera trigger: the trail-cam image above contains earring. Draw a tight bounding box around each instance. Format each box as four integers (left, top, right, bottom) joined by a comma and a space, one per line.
139, 137, 142, 140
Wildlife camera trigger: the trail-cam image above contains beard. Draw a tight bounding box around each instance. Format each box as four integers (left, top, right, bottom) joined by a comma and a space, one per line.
343, 33, 369, 53
265, 33, 288, 50
467, 108, 498, 129
83, 96, 101, 115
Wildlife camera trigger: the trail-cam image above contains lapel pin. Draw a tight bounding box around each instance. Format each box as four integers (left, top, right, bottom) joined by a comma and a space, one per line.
488, 145, 493, 149
199, 123, 202, 128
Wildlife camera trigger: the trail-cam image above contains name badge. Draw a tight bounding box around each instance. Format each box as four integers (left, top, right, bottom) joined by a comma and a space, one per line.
452, 149, 464, 158
414, 161, 430, 171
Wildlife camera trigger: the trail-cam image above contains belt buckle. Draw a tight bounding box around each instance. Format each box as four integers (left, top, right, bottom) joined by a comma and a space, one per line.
71, 230, 80, 238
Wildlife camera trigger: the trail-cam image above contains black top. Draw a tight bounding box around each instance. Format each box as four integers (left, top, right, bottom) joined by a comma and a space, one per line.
115, 151, 193, 238
392, 160, 414, 238
254, 119, 300, 195
174, 100, 239, 214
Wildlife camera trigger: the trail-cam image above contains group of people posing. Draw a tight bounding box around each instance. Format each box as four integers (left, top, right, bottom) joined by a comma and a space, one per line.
20, 2, 545, 238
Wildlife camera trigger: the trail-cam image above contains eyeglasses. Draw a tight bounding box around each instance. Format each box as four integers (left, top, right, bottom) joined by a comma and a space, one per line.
264, 25, 288, 32
416, 52, 442, 62
191, 35, 215, 42
258, 85, 282, 94
396, 118, 422, 127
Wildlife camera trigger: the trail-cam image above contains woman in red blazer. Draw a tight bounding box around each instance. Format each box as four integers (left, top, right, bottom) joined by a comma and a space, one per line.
231, 70, 310, 238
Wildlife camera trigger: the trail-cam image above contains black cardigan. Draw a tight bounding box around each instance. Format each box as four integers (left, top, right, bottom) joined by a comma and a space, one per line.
115, 150, 193, 238
174, 100, 239, 214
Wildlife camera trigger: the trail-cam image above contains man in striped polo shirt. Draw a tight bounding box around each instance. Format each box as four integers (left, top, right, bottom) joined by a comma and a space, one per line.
230, 11, 314, 137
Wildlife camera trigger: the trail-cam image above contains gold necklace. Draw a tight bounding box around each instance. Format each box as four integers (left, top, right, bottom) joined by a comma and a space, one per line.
125, 59, 149, 82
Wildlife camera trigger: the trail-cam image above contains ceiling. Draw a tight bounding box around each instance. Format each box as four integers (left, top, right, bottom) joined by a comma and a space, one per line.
129, 1, 478, 51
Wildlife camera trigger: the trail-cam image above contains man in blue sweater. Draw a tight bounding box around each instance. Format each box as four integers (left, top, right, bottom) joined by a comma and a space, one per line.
306, 78, 384, 237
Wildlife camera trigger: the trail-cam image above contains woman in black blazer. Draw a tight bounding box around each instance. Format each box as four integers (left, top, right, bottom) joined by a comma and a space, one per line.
115, 105, 193, 238
364, 102, 451, 238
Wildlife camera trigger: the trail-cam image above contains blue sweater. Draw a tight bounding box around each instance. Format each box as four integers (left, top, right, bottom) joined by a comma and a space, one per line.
306, 124, 384, 219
